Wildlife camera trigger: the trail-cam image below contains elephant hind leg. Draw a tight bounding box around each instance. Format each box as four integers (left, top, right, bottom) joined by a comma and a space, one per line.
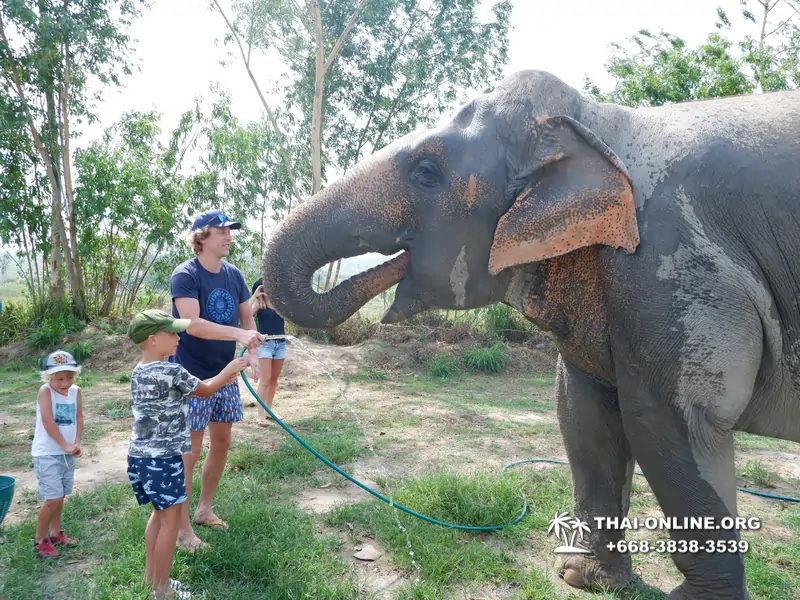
554, 356, 634, 590
617, 376, 752, 599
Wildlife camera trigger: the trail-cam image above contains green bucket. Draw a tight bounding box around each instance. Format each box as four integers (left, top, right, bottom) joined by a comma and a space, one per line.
0, 475, 16, 526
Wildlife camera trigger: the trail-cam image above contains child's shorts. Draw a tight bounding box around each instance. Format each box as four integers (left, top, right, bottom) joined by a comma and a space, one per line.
126, 455, 187, 510
33, 454, 75, 500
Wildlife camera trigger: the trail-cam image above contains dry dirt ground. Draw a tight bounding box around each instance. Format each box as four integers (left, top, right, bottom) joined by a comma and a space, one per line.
2, 334, 800, 598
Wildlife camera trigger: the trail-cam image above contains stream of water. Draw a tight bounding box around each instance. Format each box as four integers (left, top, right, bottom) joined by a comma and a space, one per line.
252, 333, 422, 586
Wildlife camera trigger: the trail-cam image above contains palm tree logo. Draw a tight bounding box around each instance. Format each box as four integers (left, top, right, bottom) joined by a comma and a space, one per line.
547, 512, 592, 554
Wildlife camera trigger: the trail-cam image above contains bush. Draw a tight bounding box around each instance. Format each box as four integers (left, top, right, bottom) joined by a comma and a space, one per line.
481, 304, 534, 343
66, 340, 94, 361
427, 352, 460, 378
28, 320, 67, 349
462, 342, 509, 373
0, 301, 30, 345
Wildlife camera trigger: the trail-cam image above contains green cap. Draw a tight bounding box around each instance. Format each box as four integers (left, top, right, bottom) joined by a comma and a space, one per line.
127, 309, 191, 344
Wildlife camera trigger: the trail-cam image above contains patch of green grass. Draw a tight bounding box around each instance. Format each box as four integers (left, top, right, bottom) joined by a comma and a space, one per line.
522, 376, 556, 386
738, 460, 781, 488
427, 353, 460, 378
75, 370, 97, 388
743, 535, 800, 600
113, 371, 132, 383
461, 342, 509, 373
103, 397, 132, 419
0, 445, 364, 600
326, 468, 573, 593
227, 431, 359, 479
80, 424, 110, 446
0, 446, 32, 470
733, 432, 800, 453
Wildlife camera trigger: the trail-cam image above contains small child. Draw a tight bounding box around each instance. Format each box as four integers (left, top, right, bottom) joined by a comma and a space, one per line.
31, 349, 84, 558
126, 309, 247, 600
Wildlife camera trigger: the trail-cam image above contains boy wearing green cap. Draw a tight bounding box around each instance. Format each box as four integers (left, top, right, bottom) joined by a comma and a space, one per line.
126, 309, 247, 600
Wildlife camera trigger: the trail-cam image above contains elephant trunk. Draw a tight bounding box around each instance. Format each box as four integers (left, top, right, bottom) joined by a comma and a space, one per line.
262, 184, 409, 329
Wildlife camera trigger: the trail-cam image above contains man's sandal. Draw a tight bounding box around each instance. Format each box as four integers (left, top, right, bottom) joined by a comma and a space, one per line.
194, 517, 228, 529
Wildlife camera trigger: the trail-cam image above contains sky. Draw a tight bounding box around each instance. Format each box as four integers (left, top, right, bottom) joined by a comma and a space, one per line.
44, 0, 766, 272
68, 0, 762, 271
86, 0, 759, 143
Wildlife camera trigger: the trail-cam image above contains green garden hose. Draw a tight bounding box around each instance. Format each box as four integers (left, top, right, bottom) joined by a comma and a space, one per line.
238, 346, 798, 535
239, 346, 527, 530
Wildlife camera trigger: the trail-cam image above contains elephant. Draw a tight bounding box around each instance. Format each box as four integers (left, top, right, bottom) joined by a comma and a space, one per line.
261, 69, 800, 599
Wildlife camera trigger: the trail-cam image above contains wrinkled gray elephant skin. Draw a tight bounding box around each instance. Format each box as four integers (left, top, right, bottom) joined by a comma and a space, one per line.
262, 69, 800, 599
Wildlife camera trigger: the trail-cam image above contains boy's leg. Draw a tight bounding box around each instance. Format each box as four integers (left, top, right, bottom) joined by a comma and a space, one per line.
145, 508, 161, 584
151, 503, 182, 596
33, 455, 66, 553
49, 455, 76, 542
35, 499, 62, 542
143, 456, 189, 597
178, 396, 212, 551
195, 382, 241, 528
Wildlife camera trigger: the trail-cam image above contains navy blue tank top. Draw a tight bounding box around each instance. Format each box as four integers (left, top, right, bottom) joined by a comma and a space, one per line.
251, 278, 285, 340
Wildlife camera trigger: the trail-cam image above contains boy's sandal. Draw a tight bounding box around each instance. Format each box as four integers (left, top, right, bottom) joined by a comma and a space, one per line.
50, 530, 77, 546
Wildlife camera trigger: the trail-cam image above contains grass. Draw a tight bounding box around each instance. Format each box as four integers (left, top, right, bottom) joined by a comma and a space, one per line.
738, 460, 781, 488
1, 335, 799, 600
0, 446, 365, 600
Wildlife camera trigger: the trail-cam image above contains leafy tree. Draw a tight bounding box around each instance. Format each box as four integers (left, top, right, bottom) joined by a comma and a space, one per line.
215, 0, 512, 288
584, 2, 799, 107
737, 0, 800, 91
0, 0, 142, 317
74, 108, 204, 316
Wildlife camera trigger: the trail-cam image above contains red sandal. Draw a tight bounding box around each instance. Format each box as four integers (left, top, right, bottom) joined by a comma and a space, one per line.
34, 537, 60, 558
50, 531, 77, 546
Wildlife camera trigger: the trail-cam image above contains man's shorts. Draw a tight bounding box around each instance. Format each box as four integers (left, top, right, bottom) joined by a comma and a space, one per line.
257, 339, 287, 360
33, 454, 75, 500
127, 455, 187, 510
187, 381, 243, 431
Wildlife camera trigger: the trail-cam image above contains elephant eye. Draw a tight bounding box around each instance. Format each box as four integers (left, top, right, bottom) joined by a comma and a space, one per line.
410, 158, 443, 191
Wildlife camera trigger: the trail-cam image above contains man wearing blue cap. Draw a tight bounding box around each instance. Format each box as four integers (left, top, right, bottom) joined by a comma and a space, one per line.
169, 209, 264, 552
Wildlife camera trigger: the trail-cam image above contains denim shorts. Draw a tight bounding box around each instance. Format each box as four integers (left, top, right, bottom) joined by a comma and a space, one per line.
127, 455, 187, 510
187, 381, 243, 431
257, 339, 287, 360
33, 454, 75, 500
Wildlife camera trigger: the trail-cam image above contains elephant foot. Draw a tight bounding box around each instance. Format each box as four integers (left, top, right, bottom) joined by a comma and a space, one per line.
554, 547, 632, 590
668, 581, 750, 600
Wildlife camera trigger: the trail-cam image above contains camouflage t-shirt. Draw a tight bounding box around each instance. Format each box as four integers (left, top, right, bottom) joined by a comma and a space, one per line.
128, 361, 201, 458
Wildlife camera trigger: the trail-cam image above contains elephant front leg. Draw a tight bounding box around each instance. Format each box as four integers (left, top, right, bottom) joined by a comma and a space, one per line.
553, 356, 634, 590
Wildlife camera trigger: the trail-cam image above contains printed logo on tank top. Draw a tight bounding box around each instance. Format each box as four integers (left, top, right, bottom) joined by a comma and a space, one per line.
207, 288, 236, 323
54, 402, 76, 425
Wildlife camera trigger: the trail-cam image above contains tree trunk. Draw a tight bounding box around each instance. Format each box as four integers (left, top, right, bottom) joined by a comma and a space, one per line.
45, 87, 85, 312
99, 270, 117, 316
59, 20, 87, 307
49, 195, 64, 300
21, 227, 38, 304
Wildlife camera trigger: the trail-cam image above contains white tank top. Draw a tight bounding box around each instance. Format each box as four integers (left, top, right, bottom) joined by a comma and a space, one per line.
31, 384, 78, 456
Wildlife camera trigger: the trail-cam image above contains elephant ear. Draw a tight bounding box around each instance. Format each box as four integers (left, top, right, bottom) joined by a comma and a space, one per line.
488, 115, 639, 275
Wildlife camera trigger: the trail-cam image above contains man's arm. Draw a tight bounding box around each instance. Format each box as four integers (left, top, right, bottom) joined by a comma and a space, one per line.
174, 297, 262, 349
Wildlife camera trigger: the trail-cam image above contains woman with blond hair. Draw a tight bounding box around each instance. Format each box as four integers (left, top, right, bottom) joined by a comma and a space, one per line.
249, 278, 287, 426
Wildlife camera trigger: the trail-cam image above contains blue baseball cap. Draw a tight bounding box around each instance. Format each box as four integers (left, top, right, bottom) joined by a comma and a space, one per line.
191, 209, 242, 231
